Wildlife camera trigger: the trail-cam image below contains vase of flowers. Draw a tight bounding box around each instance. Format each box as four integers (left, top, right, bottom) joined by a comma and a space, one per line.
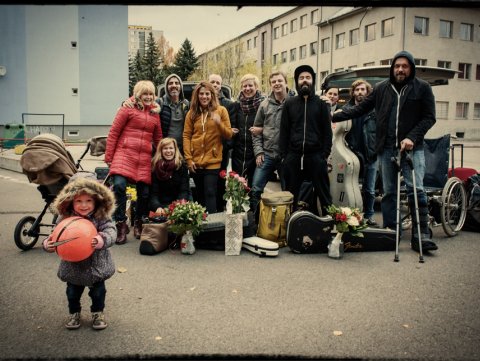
220, 170, 250, 255
165, 199, 207, 255
326, 205, 367, 259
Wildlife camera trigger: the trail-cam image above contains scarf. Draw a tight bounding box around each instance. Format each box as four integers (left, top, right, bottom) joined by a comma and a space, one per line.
154, 159, 176, 181
239, 91, 264, 115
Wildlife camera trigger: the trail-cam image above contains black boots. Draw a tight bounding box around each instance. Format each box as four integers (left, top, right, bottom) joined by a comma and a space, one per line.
410, 203, 438, 252
115, 221, 130, 245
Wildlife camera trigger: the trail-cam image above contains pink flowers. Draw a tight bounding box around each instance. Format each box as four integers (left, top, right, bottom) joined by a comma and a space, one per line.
220, 170, 251, 214
164, 199, 207, 236
327, 204, 366, 236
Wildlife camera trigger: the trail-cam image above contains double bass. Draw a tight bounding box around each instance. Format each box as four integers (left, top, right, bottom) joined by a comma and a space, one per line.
328, 119, 363, 210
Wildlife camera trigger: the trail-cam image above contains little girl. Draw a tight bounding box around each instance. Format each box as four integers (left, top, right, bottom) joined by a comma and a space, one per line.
43, 172, 117, 330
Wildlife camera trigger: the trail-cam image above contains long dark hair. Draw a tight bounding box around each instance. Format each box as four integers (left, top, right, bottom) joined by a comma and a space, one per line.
189, 81, 219, 120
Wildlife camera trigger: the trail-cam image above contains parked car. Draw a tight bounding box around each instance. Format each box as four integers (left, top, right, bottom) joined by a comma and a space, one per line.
157, 81, 233, 103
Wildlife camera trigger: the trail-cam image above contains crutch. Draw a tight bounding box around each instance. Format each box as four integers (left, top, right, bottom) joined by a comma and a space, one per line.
405, 151, 424, 263
391, 150, 402, 262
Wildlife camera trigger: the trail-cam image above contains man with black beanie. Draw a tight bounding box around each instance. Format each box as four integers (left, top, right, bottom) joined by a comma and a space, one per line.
332, 51, 438, 253
279, 65, 333, 215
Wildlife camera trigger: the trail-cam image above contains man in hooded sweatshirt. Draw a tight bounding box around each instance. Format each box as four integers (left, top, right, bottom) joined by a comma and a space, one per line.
332, 51, 438, 253
279, 65, 333, 216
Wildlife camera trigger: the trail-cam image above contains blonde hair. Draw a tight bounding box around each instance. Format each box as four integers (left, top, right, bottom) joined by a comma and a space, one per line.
152, 137, 184, 170
240, 74, 260, 89
349, 79, 372, 97
133, 80, 159, 112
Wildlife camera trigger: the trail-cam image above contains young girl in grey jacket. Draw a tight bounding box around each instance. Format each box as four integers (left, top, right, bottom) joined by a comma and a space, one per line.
43, 172, 117, 330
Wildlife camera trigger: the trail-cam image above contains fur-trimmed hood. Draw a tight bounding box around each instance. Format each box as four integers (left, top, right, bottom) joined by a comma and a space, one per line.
53, 173, 115, 220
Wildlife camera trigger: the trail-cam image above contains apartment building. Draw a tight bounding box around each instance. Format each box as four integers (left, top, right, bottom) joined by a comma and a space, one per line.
128, 25, 163, 59
198, 6, 480, 139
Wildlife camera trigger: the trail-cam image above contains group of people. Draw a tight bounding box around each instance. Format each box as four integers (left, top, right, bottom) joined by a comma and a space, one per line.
43, 49, 439, 331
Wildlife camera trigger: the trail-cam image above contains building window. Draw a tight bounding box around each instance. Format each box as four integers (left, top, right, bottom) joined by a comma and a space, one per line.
310, 41, 317, 56
414, 16, 429, 35
473, 103, 480, 119
382, 18, 394, 37
415, 59, 427, 66
291, 19, 298, 33
273, 54, 278, 65
300, 14, 307, 29
320, 71, 329, 82
336, 32, 345, 49
282, 23, 288, 36
365, 23, 376, 41
364, 61, 375, 67
439, 20, 453, 38
436, 101, 449, 119
350, 28, 359, 45
290, 48, 296, 62
458, 63, 472, 80
247, 39, 251, 50
334, 67, 344, 73
321, 37, 330, 53
348, 65, 357, 70
456, 102, 469, 119
281, 51, 287, 63
460, 23, 473, 41
299, 45, 306, 59
273, 27, 279, 40
380, 59, 393, 65
477, 64, 480, 80
254, 36, 257, 48
437, 60, 451, 69
311, 9, 319, 25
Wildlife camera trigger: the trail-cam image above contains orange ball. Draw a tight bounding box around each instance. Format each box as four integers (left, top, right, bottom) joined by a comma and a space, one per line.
51, 216, 96, 262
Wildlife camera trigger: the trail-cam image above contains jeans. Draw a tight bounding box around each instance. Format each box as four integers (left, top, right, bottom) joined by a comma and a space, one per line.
362, 158, 379, 219
250, 154, 284, 213
112, 175, 149, 222
191, 168, 219, 214
66, 281, 106, 314
380, 147, 427, 229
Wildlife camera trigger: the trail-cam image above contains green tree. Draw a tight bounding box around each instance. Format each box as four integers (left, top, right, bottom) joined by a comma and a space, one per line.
172, 39, 199, 81
129, 50, 145, 95
142, 32, 163, 89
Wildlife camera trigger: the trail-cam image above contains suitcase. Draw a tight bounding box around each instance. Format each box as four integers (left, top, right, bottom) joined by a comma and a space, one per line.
194, 212, 254, 251
286, 210, 335, 254
242, 236, 279, 257
341, 227, 396, 252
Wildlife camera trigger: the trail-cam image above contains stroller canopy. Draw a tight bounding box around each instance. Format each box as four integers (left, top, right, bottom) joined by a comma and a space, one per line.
20, 133, 77, 185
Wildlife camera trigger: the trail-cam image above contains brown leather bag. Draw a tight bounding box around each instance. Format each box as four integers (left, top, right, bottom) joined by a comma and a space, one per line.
139, 223, 168, 255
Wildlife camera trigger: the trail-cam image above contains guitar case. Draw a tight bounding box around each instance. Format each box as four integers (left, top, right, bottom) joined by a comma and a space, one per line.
329, 119, 363, 209
286, 210, 335, 254
242, 236, 279, 257
341, 227, 396, 252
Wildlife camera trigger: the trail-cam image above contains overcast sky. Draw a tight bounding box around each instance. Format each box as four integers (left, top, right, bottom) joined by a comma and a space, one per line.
128, 5, 295, 54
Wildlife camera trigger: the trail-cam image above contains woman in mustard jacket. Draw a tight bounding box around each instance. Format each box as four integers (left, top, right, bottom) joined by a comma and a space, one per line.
183, 81, 233, 214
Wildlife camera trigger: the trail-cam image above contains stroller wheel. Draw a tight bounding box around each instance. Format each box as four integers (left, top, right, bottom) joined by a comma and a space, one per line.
14, 216, 39, 250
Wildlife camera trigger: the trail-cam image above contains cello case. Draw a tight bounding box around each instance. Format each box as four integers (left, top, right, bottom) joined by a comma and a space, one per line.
329, 119, 363, 209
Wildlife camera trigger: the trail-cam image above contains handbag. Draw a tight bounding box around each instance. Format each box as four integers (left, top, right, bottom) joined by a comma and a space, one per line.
139, 222, 168, 255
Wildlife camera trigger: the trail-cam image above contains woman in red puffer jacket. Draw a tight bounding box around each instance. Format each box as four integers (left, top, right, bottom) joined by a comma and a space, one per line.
105, 80, 162, 244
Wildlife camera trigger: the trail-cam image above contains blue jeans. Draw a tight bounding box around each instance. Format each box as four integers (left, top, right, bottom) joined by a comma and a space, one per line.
380, 147, 427, 229
112, 175, 149, 222
362, 158, 378, 219
250, 154, 284, 212
66, 281, 106, 314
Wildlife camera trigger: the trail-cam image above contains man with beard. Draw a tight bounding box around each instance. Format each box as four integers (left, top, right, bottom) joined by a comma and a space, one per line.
343, 79, 379, 227
333, 51, 438, 253
279, 65, 332, 215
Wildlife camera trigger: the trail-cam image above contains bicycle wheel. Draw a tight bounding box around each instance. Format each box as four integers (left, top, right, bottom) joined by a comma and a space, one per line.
14, 216, 39, 250
441, 177, 467, 237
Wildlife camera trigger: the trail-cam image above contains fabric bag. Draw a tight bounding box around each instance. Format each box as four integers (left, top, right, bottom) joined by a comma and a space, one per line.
257, 191, 294, 247
139, 222, 168, 255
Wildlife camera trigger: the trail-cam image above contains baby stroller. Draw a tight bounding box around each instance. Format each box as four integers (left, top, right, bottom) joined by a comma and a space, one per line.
14, 134, 108, 250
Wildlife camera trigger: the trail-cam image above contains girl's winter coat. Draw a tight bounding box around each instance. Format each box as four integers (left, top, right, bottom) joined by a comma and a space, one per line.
105, 103, 162, 185
52, 175, 117, 287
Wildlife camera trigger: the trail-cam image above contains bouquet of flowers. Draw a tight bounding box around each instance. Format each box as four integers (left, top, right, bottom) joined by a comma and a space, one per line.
165, 199, 207, 236
220, 170, 251, 214
327, 204, 367, 237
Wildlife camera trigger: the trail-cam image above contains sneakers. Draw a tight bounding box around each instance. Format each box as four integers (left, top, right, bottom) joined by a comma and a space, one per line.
365, 218, 378, 227
92, 312, 108, 330
65, 312, 81, 330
